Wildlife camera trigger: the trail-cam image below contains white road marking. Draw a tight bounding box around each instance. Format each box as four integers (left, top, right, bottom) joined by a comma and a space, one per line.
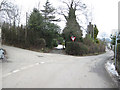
40, 62, 45, 64
2, 73, 12, 78
12, 70, 20, 73
3, 62, 45, 78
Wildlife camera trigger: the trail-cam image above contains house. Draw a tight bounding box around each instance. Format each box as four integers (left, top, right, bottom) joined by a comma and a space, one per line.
87, 22, 94, 38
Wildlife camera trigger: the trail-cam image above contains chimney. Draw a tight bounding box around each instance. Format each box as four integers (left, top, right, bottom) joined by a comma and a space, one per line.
89, 22, 91, 25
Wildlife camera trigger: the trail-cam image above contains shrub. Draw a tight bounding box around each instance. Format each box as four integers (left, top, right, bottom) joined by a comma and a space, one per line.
35, 38, 46, 48
95, 38, 100, 44
88, 44, 98, 54
52, 39, 58, 47
98, 43, 105, 53
58, 37, 64, 44
83, 36, 105, 54
83, 36, 94, 46
65, 42, 88, 56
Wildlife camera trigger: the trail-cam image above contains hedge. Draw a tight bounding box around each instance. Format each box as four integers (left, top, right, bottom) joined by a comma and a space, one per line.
65, 42, 88, 56
65, 41, 105, 56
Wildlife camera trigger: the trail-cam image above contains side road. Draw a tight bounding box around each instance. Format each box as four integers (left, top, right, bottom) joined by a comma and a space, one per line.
2, 45, 117, 88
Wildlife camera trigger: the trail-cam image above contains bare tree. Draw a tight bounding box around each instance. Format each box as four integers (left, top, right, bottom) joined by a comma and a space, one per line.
58, 0, 87, 33
58, 0, 86, 21
0, 0, 20, 46
0, 0, 14, 19
58, 0, 87, 42
0, 0, 20, 26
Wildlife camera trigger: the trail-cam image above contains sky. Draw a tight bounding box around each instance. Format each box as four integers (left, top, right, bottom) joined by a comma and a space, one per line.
14, 0, 120, 38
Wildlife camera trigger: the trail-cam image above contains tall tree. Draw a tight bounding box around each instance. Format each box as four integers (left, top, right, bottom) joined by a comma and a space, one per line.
28, 8, 60, 48
62, 0, 86, 42
28, 8, 44, 31
93, 25, 99, 40
41, 0, 59, 22
0, 0, 19, 25
27, 8, 45, 45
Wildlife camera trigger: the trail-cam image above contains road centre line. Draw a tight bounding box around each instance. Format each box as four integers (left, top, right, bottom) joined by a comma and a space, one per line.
2, 62, 45, 78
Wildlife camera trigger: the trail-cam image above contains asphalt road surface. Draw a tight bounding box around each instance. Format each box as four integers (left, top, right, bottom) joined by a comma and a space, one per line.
1, 45, 117, 88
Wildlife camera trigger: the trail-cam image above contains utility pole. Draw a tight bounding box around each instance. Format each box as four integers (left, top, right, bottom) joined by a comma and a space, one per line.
25, 12, 28, 43
115, 32, 118, 69
93, 24, 94, 41
0, 22, 2, 48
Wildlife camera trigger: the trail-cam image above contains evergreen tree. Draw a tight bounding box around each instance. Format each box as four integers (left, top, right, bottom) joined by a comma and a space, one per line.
93, 25, 99, 40
28, 8, 44, 31
41, 0, 58, 22
28, 8, 45, 46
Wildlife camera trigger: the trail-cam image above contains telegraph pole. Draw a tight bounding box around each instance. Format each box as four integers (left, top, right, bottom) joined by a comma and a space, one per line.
0, 22, 2, 48
115, 32, 118, 69
93, 24, 94, 41
25, 12, 28, 43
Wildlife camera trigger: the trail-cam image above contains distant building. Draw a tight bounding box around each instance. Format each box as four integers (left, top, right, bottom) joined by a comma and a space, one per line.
87, 22, 94, 38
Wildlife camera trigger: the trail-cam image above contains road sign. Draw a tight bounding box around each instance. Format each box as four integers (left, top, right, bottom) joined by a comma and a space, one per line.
71, 36, 76, 42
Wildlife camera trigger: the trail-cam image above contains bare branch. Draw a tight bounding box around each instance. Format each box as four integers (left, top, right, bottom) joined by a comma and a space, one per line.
0, 0, 20, 25
63, 1, 70, 9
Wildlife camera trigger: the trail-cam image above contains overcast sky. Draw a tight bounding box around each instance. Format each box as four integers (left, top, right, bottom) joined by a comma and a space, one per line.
15, 0, 120, 38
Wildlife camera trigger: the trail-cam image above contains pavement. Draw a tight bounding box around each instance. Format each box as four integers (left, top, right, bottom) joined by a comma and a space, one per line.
0, 45, 117, 88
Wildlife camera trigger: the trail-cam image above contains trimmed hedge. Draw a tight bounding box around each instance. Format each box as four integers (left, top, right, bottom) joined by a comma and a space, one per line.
65, 42, 88, 56
117, 43, 120, 73
65, 41, 105, 56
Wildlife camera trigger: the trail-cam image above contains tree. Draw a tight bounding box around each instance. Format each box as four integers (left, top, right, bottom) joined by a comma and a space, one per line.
43, 22, 60, 48
93, 25, 99, 40
62, 0, 86, 42
0, 0, 19, 25
111, 35, 116, 45
41, 0, 59, 22
0, 0, 14, 18
27, 8, 45, 46
28, 8, 60, 48
28, 8, 44, 31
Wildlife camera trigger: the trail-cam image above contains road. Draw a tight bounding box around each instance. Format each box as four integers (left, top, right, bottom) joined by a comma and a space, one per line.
1, 45, 117, 88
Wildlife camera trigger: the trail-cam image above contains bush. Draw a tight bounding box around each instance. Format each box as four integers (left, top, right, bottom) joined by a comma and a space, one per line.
99, 43, 105, 53
117, 43, 120, 73
83, 37, 105, 54
88, 44, 99, 54
83, 36, 94, 46
95, 38, 100, 44
52, 39, 58, 47
35, 38, 46, 48
65, 42, 88, 56
57, 37, 64, 44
